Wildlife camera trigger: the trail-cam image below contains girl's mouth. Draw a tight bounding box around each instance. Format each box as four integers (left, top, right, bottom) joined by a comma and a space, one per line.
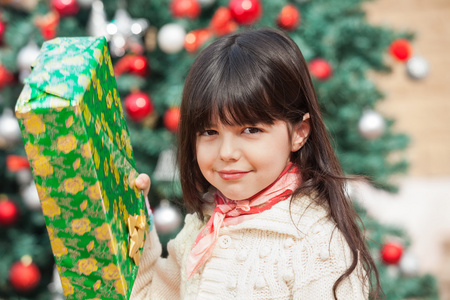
218, 170, 250, 180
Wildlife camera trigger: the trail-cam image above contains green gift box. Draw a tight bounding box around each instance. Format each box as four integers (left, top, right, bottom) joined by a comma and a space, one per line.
15, 36, 152, 300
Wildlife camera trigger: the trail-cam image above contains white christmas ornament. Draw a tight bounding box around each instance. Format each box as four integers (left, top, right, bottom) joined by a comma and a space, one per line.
399, 251, 419, 276
21, 181, 41, 210
406, 55, 430, 80
0, 109, 22, 146
157, 23, 186, 54
17, 41, 40, 71
358, 110, 385, 140
153, 200, 182, 234
87, 0, 109, 38
17, 41, 41, 82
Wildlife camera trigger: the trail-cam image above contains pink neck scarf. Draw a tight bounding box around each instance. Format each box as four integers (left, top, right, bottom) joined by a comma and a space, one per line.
186, 163, 300, 279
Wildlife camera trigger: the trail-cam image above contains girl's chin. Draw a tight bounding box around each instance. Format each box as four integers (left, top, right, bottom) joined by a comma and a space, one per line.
220, 190, 258, 201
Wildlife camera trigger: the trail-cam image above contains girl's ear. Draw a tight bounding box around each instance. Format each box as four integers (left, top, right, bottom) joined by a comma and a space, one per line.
291, 113, 311, 152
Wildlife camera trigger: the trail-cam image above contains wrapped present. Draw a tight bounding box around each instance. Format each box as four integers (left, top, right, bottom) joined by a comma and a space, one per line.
15, 36, 152, 300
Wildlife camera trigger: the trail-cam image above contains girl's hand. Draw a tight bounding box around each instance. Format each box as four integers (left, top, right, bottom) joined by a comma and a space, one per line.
134, 173, 151, 198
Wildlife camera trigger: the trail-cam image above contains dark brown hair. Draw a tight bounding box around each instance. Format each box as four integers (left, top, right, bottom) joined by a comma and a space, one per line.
178, 27, 381, 299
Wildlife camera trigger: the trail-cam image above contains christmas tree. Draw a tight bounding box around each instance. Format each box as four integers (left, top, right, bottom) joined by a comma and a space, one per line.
0, 0, 438, 298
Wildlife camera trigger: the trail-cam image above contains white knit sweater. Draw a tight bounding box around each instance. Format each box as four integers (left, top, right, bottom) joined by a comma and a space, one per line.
130, 194, 368, 299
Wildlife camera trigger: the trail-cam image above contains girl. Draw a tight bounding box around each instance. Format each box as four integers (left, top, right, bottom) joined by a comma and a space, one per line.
131, 28, 381, 299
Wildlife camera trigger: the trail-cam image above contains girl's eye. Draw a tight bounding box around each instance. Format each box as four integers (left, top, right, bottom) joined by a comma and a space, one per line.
200, 129, 218, 136
243, 127, 262, 134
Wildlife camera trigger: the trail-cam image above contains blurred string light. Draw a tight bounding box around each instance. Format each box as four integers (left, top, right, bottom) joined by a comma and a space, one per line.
87, 0, 149, 57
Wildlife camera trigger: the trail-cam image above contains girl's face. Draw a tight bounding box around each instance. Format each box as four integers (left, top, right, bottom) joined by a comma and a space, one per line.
196, 119, 308, 200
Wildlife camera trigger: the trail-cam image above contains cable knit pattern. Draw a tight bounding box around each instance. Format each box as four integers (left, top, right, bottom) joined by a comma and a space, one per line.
130, 194, 368, 299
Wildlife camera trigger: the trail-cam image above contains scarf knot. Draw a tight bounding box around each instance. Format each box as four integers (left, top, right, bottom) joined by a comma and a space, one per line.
186, 163, 300, 279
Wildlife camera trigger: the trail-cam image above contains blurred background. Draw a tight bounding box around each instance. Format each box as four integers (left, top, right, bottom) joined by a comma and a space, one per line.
361, 0, 450, 298
0, 0, 448, 299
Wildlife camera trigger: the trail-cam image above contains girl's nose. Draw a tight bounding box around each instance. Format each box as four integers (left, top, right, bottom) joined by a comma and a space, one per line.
218, 135, 240, 161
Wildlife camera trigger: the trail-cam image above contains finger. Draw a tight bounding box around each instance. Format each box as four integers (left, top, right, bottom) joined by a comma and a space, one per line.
135, 174, 151, 196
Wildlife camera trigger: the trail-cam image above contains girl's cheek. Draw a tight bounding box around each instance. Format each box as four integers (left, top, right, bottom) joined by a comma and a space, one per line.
196, 144, 211, 161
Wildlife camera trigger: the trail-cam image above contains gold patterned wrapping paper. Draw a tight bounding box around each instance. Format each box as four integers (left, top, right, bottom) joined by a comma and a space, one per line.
15, 36, 152, 300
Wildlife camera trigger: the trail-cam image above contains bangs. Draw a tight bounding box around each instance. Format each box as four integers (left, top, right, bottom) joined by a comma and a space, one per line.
188, 44, 285, 132
200, 84, 278, 130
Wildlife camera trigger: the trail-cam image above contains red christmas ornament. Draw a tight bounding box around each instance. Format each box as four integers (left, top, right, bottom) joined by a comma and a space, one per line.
185, 28, 213, 53
0, 64, 15, 89
210, 7, 238, 36
164, 107, 181, 132
124, 92, 154, 122
129, 56, 149, 77
9, 258, 41, 292
51, 0, 80, 17
277, 4, 300, 31
309, 58, 333, 81
170, 0, 201, 19
390, 39, 412, 61
6, 155, 30, 172
0, 199, 19, 227
229, 0, 262, 25
381, 242, 403, 265
34, 11, 60, 40
0, 20, 6, 44
114, 55, 150, 77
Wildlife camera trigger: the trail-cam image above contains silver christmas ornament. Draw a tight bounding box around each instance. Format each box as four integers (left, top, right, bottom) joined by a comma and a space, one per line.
16, 169, 33, 186
157, 23, 186, 54
153, 200, 182, 234
153, 148, 179, 181
344, 181, 355, 199
48, 266, 64, 300
386, 265, 400, 279
0, 109, 22, 146
21, 181, 42, 210
406, 55, 430, 80
107, 6, 148, 57
358, 110, 385, 140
